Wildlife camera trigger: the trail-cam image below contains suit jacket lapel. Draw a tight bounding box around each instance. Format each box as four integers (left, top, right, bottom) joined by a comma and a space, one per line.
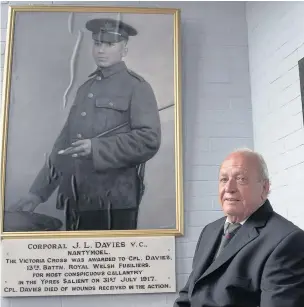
199, 222, 259, 281
188, 217, 225, 296
194, 200, 273, 286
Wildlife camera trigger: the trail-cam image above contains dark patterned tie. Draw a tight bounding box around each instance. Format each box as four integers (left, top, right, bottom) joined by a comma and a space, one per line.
214, 222, 241, 259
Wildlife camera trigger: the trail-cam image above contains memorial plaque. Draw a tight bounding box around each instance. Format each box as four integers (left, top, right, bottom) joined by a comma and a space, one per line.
1, 236, 175, 297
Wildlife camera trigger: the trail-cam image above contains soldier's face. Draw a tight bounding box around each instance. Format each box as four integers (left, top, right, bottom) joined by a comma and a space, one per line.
92, 40, 127, 67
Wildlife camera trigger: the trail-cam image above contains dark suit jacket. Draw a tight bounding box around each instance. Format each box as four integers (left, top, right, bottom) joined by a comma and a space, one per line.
174, 200, 304, 307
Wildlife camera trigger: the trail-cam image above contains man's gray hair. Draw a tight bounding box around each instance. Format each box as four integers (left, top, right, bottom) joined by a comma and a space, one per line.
230, 148, 269, 181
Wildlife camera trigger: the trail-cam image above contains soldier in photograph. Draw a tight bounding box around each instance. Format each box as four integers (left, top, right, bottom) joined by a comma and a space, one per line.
10, 18, 161, 231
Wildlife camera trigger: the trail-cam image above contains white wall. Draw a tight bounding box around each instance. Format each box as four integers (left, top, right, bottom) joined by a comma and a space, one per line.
0, 1, 253, 306
246, 1, 304, 229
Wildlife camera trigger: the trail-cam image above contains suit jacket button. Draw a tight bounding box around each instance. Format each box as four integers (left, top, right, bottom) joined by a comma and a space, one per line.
76, 133, 82, 138
81, 112, 86, 117
88, 93, 93, 98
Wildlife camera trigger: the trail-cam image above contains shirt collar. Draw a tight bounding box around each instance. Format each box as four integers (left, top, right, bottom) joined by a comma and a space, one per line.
225, 217, 248, 225
88, 61, 127, 78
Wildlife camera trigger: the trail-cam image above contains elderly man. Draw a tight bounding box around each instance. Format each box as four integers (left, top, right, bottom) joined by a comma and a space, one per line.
174, 149, 304, 307
10, 18, 161, 231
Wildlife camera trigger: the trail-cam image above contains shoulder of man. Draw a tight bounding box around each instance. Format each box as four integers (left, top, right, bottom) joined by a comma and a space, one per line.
267, 210, 303, 235
208, 216, 226, 228
74, 77, 97, 96
126, 69, 146, 82
205, 217, 226, 233
200, 217, 226, 235
78, 77, 95, 89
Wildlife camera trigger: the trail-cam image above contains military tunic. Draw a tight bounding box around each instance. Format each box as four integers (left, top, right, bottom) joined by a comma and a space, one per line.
30, 61, 161, 230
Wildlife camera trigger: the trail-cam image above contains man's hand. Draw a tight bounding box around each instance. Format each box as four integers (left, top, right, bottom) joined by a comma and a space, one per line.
58, 139, 92, 158
9, 193, 42, 212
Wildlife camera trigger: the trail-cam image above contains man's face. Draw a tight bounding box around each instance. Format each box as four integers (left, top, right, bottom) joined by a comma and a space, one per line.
92, 40, 127, 68
218, 153, 269, 221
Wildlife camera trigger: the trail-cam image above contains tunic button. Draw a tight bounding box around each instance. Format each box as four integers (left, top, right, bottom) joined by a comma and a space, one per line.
96, 76, 102, 81
76, 133, 82, 138
81, 112, 86, 117
88, 93, 93, 98
109, 102, 114, 107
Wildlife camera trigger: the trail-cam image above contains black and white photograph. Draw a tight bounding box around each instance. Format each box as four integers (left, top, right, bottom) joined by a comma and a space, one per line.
0, 6, 183, 236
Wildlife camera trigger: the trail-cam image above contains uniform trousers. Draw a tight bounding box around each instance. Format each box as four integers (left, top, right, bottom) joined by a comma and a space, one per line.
66, 208, 139, 231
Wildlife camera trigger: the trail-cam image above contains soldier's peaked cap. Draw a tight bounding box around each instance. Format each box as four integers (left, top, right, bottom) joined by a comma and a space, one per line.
86, 18, 138, 43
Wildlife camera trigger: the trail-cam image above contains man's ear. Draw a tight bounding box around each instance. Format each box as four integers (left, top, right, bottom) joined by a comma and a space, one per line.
122, 46, 128, 57
262, 179, 270, 200
121, 40, 128, 57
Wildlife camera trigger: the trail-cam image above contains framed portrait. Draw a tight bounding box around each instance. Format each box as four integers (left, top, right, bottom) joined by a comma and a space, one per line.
0, 6, 183, 238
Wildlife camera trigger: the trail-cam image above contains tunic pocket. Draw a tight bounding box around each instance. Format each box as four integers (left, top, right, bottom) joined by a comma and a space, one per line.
95, 97, 129, 111
94, 96, 130, 133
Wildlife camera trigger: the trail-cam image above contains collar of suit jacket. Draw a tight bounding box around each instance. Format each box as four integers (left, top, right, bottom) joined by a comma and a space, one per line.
242, 199, 273, 229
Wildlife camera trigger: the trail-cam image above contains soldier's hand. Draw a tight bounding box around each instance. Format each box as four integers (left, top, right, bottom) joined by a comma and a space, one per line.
58, 139, 92, 158
9, 193, 42, 212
